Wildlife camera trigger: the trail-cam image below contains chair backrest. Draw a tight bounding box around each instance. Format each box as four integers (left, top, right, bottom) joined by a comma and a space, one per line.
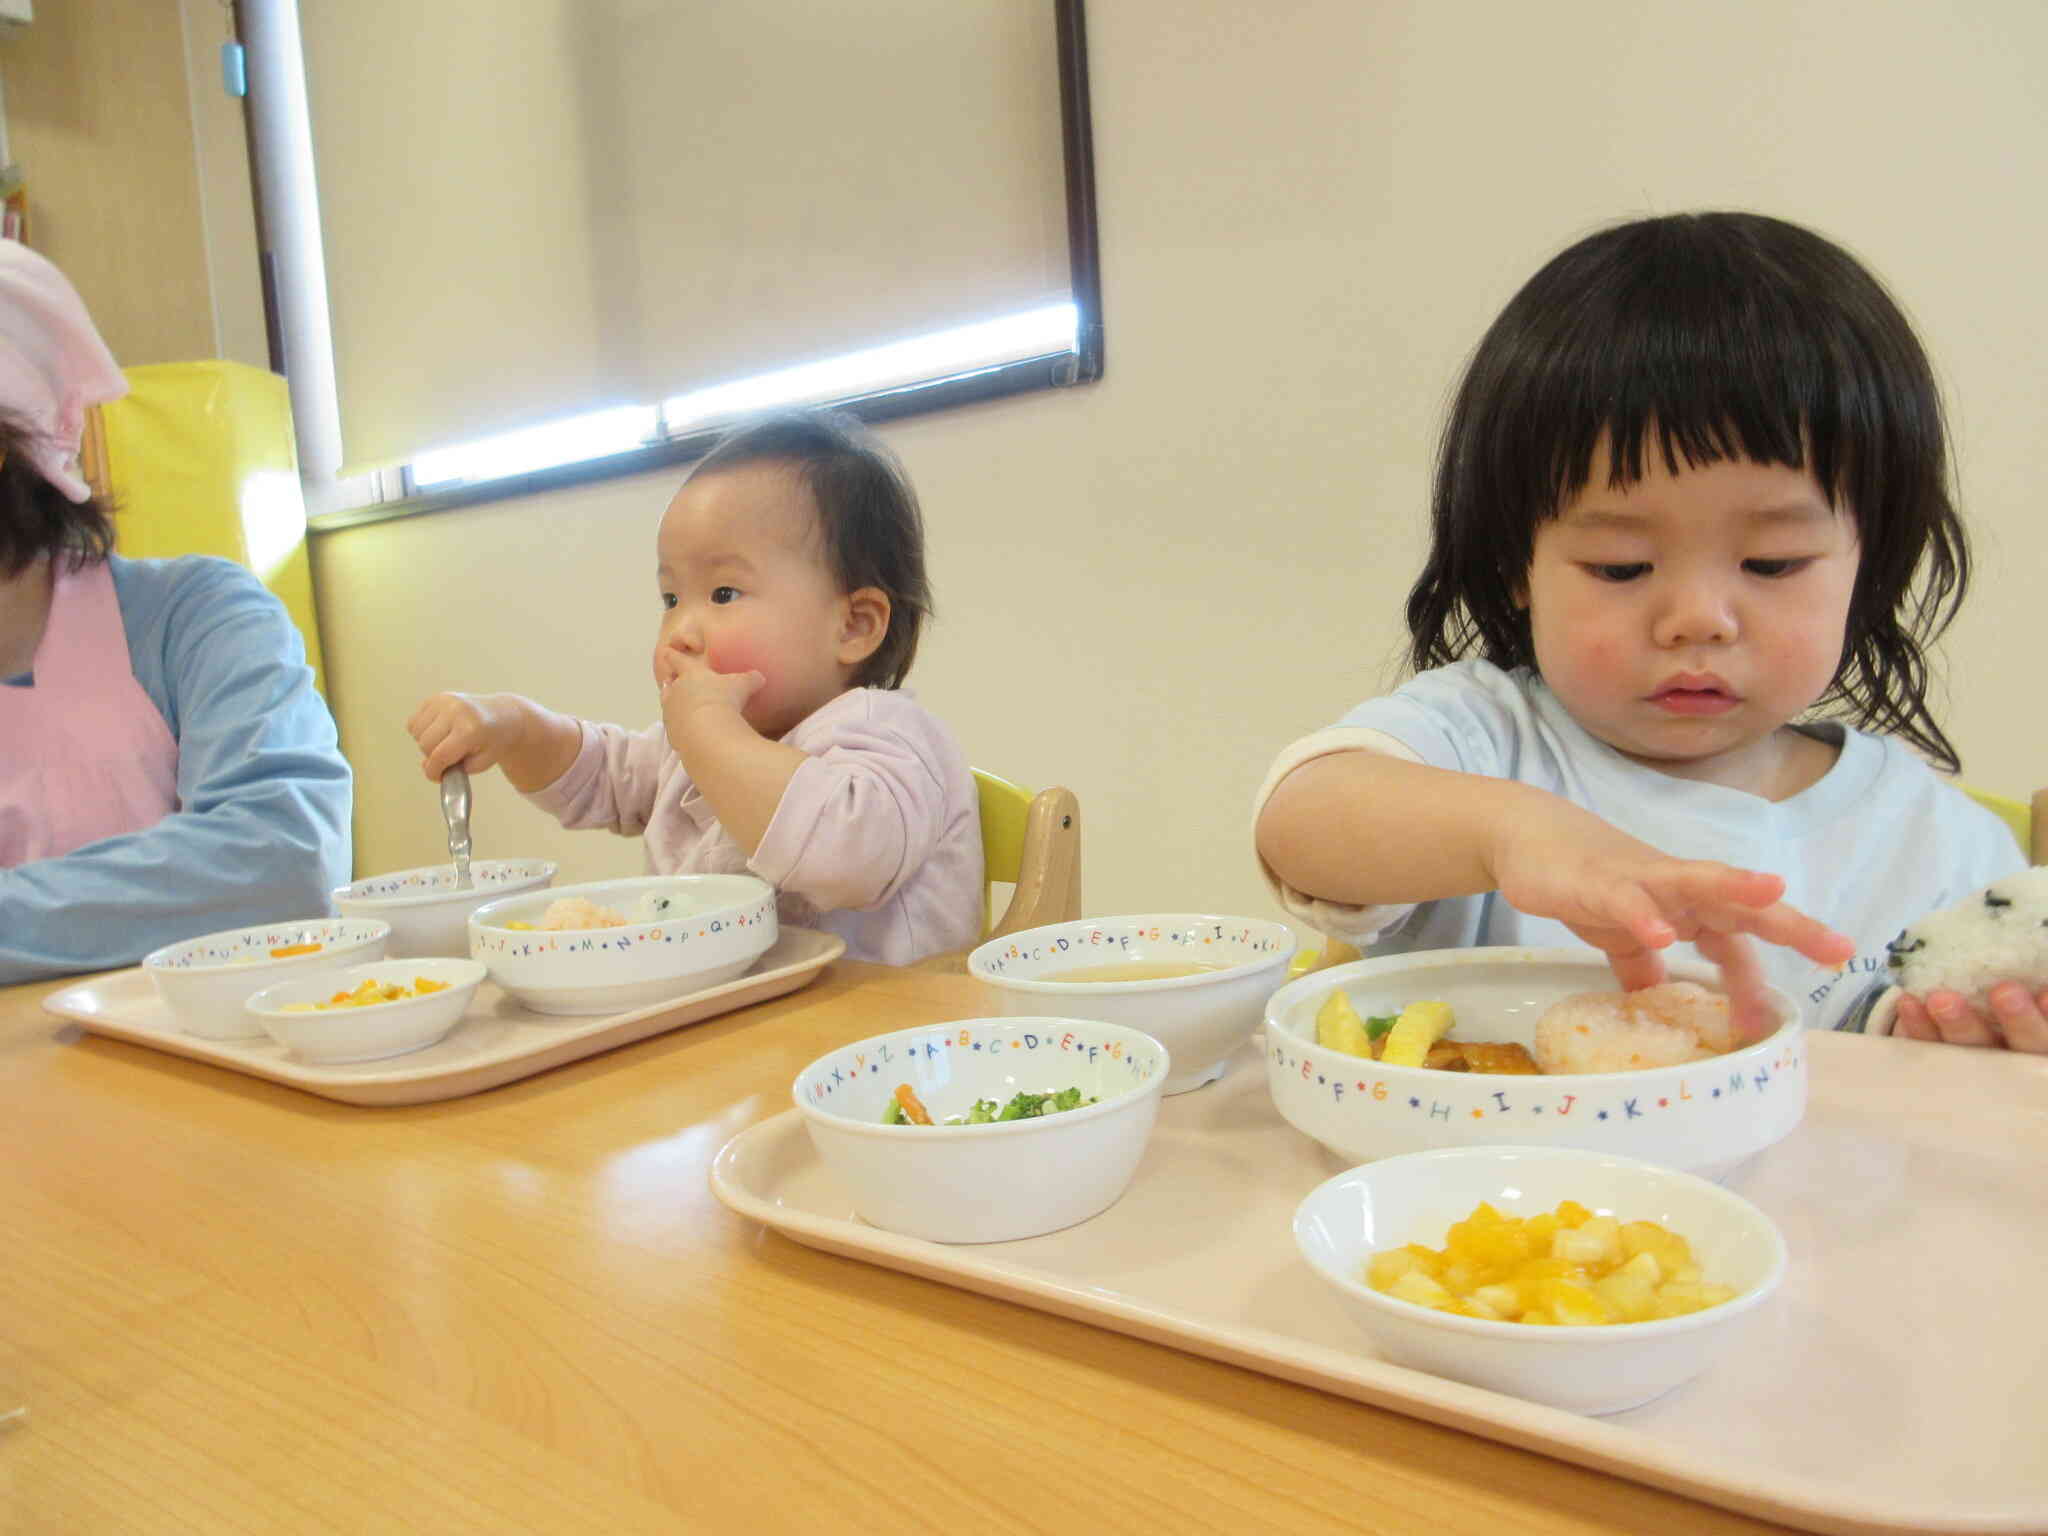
1963, 784, 2046, 866
972, 769, 1082, 940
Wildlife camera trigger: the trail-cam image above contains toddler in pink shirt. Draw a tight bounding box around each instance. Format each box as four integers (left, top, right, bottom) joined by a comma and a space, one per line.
410, 410, 983, 965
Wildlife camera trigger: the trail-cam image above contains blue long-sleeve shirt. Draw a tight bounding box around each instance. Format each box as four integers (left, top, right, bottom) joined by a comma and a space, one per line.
1, 555, 354, 984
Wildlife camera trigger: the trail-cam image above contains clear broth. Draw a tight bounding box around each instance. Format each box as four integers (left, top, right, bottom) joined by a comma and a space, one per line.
1042, 960, 1232, 983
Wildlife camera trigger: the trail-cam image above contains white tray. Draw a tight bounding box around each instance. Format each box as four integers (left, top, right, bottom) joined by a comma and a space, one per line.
712, 1029, 2048, 1535
45, 927, 845, 1106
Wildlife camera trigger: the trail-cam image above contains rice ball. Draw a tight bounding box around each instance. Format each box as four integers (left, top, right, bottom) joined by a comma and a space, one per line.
1532, 981, 1734, 1074
1885, 867, 2048, 1010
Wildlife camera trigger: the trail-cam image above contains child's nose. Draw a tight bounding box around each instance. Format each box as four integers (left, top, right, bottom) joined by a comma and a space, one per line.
1653, 580, 1736, 647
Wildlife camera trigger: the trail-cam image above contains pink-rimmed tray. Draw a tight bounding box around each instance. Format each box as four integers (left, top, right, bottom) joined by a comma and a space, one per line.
45, 927, 845, 1106
711, 1029, 2048, 1535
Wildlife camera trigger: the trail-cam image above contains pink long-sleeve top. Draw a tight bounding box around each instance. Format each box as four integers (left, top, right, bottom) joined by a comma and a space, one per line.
525, 687, 983, 966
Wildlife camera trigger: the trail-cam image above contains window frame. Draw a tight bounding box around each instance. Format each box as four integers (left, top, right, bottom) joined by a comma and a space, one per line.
295, 0, 1103, 534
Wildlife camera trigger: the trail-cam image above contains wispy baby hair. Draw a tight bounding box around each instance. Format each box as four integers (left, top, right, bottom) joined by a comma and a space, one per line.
690, 407, 932, 690
1408, 210, 1970, 771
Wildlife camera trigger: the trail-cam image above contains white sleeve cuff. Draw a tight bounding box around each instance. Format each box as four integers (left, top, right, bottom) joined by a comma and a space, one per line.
1252, 727, 1425, 948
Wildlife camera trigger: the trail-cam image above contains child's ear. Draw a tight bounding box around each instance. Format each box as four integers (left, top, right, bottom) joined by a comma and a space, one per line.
838, 586, 891, 666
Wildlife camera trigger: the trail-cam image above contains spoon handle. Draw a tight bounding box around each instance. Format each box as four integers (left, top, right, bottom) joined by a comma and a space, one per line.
441, 767, 474, 889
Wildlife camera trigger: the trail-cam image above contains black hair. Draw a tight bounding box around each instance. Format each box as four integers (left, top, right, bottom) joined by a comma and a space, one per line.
1409, 211, 1970, 772
0, 411, 115, 577
687, 408, 931, 690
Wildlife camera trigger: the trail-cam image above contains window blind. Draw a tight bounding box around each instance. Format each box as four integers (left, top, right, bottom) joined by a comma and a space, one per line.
294, 1, 1073, 476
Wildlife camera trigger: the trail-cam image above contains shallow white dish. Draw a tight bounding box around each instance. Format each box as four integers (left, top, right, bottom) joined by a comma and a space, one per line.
143, 918, 392, 1040
968, 914, 1295, 1094
1293, 1145, 1786, 1415
1265, 947, 1804, 1180
245, 957, 487, 1064
792, 1015, 1169, 1243
468, 873, 778, 1015
332, 859, 558, 958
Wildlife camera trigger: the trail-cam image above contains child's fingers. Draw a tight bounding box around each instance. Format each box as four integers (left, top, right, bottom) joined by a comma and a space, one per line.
1989, 984, 2048, 1055
1692, 930, 1776, 1043
1920, 989, 2004, 1049
1892, 993, 1938, 1042
1737, 903, 1857, 970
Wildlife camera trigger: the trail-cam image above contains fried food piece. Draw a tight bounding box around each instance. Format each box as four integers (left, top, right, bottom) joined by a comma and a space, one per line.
1455, 1040, 1541, 1075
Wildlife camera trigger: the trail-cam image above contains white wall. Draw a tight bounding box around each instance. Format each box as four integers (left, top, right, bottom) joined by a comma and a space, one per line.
313, 0, 2048, 929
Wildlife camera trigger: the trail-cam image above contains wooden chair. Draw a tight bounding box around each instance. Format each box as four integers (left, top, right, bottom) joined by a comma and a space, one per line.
913, 769, 1081, 971
1963, 785, 2047, 866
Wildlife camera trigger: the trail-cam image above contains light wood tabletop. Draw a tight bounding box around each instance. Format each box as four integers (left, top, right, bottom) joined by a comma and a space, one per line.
0, 961, 1798, 1535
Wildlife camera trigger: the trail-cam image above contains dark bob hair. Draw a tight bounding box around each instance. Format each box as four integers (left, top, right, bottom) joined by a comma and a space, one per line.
687, 408, 932, 691
0, 412, 115, 578
1408, 211, 1970, 772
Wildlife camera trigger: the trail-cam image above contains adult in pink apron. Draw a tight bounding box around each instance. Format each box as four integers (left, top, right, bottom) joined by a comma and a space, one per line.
0, 556, 181, 866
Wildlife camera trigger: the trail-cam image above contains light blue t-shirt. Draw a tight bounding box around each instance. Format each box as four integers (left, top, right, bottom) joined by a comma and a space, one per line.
1, 554, 354, 984
1260, 660, 2023, 1032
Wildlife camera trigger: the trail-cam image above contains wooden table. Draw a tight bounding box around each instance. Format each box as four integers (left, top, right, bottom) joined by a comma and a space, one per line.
0, 962, 1797, 1534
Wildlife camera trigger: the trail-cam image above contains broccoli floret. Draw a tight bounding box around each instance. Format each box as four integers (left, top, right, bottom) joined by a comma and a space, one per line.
967, 1098, 1000, 1123
1050, 1087, 1088, 1113
880, 1098, 907, 1125
997, 1091, 1050, 1121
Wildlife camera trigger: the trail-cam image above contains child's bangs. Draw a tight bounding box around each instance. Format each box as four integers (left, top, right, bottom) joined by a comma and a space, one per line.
1527, 300, 1855, 519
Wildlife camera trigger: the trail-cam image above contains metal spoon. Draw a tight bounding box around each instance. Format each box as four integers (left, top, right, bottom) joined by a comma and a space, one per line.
441, 766, 474, 890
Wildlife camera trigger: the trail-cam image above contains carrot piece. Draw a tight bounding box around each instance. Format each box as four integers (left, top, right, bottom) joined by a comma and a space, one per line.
892, 1083, 933, 1126
268, 941, 323, 958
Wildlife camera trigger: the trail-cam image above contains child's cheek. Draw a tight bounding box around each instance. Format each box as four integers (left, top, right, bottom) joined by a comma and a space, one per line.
706, 640, 767, 685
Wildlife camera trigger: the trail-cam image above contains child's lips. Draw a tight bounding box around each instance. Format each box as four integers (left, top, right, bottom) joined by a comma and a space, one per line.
1648, 676, 1740, 716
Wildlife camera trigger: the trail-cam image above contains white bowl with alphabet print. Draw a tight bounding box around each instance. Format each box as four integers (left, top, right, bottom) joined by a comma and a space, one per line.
1264, 947, 1806, 1181
967, 914, 1296, 1095
144, 918, 392, 1040
467, 874, 778, 1015
792, 1017, 1170, 1243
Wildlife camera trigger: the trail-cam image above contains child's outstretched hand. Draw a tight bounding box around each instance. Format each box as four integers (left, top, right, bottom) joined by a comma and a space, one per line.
1489, 799, 1856, 1040
1893, 985, 2048, 1054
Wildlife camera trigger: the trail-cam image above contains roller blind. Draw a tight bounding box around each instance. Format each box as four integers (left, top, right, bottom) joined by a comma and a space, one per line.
296, 1, 1072, 476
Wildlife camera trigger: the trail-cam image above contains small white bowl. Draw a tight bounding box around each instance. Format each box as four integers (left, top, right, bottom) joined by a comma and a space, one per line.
1265, 947, 1805, 1181
332, 859, 559, 958
468, 873, 778, 1015
1294, 1145, 1787, 1415
793, 1016, 1170, 1243
245, 957, 486, 1063
967, 914, 1296, 1094
144, 918, 392, 1040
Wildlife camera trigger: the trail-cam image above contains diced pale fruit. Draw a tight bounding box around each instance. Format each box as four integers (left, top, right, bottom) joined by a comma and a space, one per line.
1379, 999, 1455, 1067
1386, 1270, 1452, 1308
1470, 1283, 1522, 1317
1360, 1200, 1736, 1329
1315, 989, 1376, 1058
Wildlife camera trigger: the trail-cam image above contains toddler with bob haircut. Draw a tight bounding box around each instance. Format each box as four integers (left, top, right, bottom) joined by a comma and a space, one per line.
412, 408, 983, 966
1255, 211, 2040, 1050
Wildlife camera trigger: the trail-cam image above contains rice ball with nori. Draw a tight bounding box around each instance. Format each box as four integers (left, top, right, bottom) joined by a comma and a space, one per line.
1885, 867, 2048, 1009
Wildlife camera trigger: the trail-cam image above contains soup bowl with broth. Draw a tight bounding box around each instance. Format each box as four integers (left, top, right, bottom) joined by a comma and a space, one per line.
968, 914, 1297, 1094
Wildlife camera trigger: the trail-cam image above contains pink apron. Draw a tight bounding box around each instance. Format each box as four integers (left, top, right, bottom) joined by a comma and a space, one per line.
0, 560, 180, 866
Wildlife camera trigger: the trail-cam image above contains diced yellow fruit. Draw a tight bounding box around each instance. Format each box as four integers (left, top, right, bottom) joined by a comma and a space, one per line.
1540, 1278, 1613, 1326
1649, 1281, 1723, 1318
1613, 1250, 1662, 1287
1524, 1212, 1560, 1246
1555, 1200, 1594, 1228
1593, 1269, 1658, 1324
1379, 999, 1456, 1067
1400, 1243, 1446, 1277
1315, 989, 1376, 1058
1386, 1270, 1453, 1308
1454, 1295, 1504, 1320
1471, 1282, 1522, 1318
1552, 1219, 1621, 1267
1366, 1249, 1428, 1290
1620, 1220, 1693, 1274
